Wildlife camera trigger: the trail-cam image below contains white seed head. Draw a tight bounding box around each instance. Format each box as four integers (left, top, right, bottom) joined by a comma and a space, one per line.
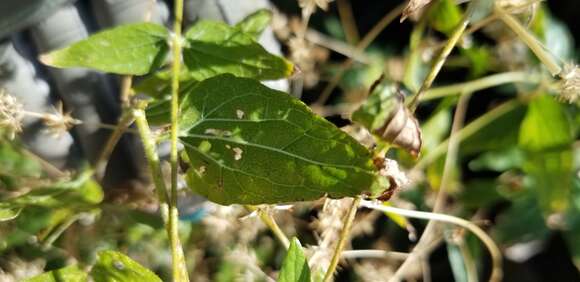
0, 90, 24, 139
380, 158, 409, 188
559, 63, 580, 103
42, 102, 81, 137
298, 0, 334, 17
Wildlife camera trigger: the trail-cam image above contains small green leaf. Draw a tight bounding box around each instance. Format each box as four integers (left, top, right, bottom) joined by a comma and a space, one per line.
461, 104, 527, 155
519, 95, 572, 152
23, 265, 88, 282
90, 250, 162, 282
180, 74, 386, 205
0, 205, 21, 221
40, 23, 169, 75
493, 194, 549, 244
278, 238, 311, 282
351, 82, 400, 133
519, 95, 574, 213
427, 0, 462, 35
235, 9, 273, 39
183, 21, 293, 81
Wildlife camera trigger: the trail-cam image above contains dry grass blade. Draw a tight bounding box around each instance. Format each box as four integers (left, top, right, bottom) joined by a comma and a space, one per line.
401, 0, 433, 22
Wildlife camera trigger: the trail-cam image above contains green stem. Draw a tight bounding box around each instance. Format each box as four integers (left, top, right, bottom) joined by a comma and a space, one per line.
495, 5, 562, 76
245, 205, 291, 249
133, 107, 169, 210
421, 71, 537, 101
408, 17, 469, 111
134, 106, 188, 281
169, 0, 189, 281
322, 197, 361, 282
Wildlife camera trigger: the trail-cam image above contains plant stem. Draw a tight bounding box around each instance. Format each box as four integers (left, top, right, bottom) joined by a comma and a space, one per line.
322, 197, 361, 282
134, 106, 188, 281
495, 5, 562, 76
393, 91, 473, 281
95, 111, 134, 180
408, 16, 469, 111
245, 205, 290, 249
133, 107, 169, 207
341, 250, 409, 260
421, 71, 537, 101
169, 0, 189, 280
360, 200, 502, 282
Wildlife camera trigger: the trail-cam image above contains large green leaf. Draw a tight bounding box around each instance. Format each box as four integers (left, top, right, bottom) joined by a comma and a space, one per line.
24, 265, 88, 282
90, 250, 162, 282
278, 238, 311, 282
180, 74, 386, 205
519, 95, 574, 213
40, 23, 169, 75
235, 9, 272, 39
183, 21, 293, 81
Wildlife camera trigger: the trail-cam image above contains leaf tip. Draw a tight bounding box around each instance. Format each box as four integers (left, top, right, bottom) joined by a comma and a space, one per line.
39, 53, 55, 66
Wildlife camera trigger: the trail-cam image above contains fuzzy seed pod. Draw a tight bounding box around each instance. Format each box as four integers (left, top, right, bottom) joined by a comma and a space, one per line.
352, 78, 422, 157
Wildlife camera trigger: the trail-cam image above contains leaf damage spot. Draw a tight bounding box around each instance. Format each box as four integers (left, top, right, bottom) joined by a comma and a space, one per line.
113, 260, 125, 270
236, 109, 245, 119
196, 166, 206, 175
204, 128, 233, 137
233, 147, 243, 160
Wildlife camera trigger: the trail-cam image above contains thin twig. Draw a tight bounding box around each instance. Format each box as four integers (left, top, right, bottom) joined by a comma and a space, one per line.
392, 91, 473, 281
495, 4, 562, 76
336, 0, 359, 44
407, 16, 469, 111
169, 0, 189, 280
305, 29, 370, 64
95, 112, 135, 180
245, 205, 291, 249
322, 197, 361, 282
341, 250, 409, 260
360, 201, 503, 282
422, 71, 538, 101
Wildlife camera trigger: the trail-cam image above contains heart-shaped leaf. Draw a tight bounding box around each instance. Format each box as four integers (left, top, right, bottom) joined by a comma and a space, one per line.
180, 74, 386, 205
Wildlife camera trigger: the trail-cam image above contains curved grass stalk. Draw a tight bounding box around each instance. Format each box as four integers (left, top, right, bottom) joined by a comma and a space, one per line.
359, 200, 503, 282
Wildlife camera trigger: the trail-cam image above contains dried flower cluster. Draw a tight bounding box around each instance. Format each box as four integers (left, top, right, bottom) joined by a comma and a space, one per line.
298, 0, 334, 18
272, 10, 330, 89
42, 102, 81, 137
0, 90, 24, 139
559, 63, 580, 103
308, 198, 352, 277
